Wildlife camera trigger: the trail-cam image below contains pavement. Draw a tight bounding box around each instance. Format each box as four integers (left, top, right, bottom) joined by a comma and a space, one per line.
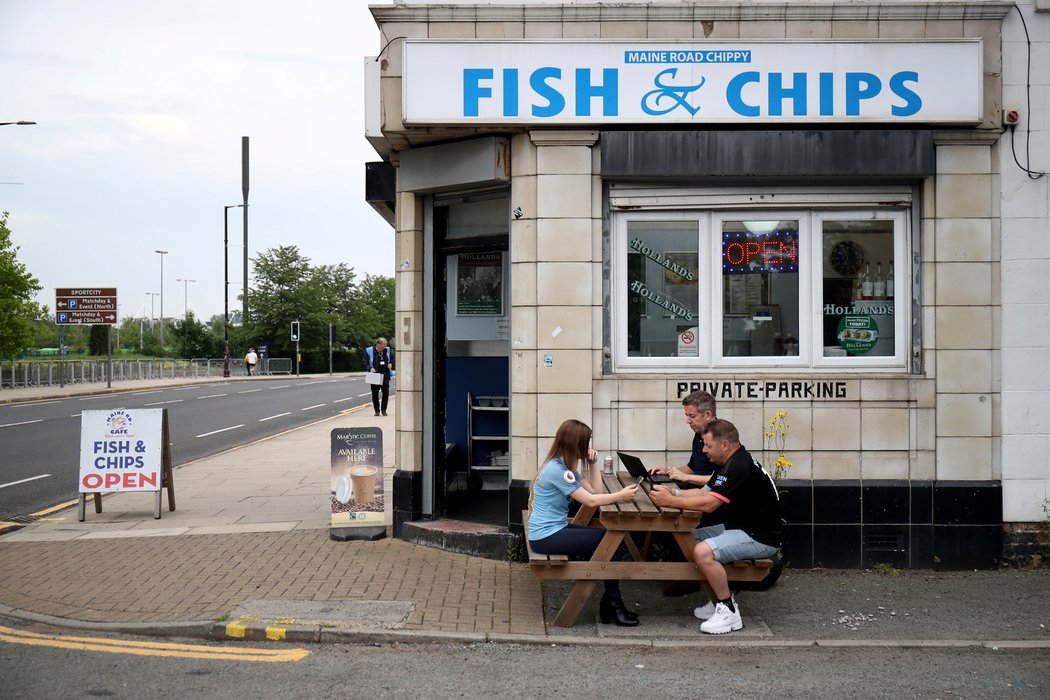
1, 376, 1049, 649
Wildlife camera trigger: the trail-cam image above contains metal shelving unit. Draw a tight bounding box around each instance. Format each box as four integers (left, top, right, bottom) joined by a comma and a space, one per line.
466, 392, 509, 489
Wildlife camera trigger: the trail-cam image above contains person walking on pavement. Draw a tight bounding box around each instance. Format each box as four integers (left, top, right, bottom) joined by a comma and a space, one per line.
650, 419, 782, 635
364, 337, 394, 416
244, 348, 258, 376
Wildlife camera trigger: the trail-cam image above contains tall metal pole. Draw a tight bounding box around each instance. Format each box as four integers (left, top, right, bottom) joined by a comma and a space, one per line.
241, 136, 249, 323
155, 250, 168, 347
176, 278, 195, 317
224, 205, 244, 378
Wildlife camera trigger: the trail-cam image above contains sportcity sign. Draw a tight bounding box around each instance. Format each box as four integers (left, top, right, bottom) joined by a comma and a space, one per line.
402, 40, 981, 125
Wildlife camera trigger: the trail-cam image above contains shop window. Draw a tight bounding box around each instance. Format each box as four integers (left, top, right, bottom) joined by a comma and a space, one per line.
613, 209, 908, 371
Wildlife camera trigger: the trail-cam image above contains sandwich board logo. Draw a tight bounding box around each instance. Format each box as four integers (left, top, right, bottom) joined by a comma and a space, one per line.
106, 410, 133, 436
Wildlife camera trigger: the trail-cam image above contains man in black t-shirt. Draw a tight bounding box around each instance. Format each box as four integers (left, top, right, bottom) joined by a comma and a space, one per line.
650, 419, 781, 635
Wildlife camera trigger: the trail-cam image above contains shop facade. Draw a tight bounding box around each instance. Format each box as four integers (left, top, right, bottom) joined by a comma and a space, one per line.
365, 1, 1049, 568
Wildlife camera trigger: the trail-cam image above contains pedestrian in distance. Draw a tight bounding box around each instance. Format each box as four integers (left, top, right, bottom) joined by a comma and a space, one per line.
364, 337, 394, 416
244, 347, 258, 376
527, 419, 641, 627
649, 418, 782, 635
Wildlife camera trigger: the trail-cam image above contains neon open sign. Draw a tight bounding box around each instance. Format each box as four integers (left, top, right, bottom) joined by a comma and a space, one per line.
722, 229, 799, 274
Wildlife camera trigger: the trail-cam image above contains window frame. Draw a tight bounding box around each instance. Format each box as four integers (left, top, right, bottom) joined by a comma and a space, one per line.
612, 205, 911, 373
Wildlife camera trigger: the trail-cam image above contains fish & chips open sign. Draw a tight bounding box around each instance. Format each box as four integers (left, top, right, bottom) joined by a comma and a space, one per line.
77, 408, 175, 520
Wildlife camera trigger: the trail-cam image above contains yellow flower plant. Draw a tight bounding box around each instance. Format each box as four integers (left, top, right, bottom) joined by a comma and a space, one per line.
764, 410, 793, 483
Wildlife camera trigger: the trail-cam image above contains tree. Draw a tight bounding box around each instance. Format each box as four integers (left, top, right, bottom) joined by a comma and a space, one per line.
345, 273, 395, 350
243, 245, 394, 371
88, 325, 109, 355
0, 212, 46, 358
171, 312, 222, 358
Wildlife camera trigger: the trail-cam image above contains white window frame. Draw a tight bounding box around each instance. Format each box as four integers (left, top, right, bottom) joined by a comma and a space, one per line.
612, 203, 911, 373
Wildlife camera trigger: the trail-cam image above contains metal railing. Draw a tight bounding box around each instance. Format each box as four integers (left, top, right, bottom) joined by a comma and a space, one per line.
0, 357, 293, 388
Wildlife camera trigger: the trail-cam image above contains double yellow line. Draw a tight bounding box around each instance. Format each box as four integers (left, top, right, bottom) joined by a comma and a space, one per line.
0, 625, 309, 662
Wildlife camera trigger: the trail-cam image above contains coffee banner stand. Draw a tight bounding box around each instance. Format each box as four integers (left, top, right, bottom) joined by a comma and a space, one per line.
77, 408, 176, 521
329, 426, 386, 541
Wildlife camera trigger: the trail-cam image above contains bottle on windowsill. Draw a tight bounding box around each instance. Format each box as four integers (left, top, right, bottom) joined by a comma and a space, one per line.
873, 261, 885, 300
886, 260, 895, 299
861, 263, 873, 300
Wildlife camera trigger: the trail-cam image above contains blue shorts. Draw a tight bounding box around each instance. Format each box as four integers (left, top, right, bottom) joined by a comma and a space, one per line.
693, 524, 777, 563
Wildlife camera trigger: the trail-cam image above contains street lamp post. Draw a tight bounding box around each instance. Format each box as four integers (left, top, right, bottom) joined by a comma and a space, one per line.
223, 204, 245, 378
147, 292, 158, 328
175, 278, 196, 317
155, 250, 168, 348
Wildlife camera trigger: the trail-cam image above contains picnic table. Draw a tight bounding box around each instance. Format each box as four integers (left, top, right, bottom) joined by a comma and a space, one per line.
525, 472, 772, 628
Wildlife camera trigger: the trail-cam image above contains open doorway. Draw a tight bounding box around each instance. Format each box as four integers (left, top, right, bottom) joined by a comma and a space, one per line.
430, 190, 510, 526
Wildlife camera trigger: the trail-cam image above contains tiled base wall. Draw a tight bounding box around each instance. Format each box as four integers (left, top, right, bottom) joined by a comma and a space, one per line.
398, 473, 1008, 570
780, 479, 1003, 570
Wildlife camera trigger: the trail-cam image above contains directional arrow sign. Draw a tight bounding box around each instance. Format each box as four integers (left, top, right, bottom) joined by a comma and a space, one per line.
55, 287, 119, 325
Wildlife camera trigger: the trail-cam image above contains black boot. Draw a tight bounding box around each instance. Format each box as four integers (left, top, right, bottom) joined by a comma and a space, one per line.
599, 593, 640, 626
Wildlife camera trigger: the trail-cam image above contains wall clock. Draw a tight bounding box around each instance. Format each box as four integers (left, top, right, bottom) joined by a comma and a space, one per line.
829, 240, 865, 276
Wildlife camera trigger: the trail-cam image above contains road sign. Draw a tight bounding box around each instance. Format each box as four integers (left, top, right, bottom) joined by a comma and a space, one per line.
55, 288, 118, 325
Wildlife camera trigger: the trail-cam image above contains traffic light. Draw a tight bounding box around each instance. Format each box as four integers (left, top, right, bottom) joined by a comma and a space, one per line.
290, 321, 300, 342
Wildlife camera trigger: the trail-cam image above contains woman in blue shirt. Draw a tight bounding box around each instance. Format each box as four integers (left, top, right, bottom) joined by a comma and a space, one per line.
527, 419, 640, 626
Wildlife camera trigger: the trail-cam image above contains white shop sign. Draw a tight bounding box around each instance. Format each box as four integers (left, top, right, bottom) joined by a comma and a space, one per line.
403, 40, 981, 125
78, 409, 163, 492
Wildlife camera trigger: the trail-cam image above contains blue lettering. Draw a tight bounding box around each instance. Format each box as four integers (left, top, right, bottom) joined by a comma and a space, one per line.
575, 68, 618, 117
463, 68, 493, 117
845, 72, 881, 116
768, 72, 807, 116
819, 72, 834, 116
889, 71, 922, 117
727, 71, 761, 117
503, 68, 519, 117
530, 67, 564, 118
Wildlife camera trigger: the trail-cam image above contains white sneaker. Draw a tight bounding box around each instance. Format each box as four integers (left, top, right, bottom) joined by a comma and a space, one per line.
699, 602, 743, 634
693, 595, 734, 620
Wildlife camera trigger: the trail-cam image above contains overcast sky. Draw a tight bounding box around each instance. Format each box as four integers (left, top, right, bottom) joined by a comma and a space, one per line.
1, 0, 394, 323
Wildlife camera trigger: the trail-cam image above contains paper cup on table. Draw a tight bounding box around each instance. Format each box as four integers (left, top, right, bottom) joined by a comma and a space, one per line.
349, 465, 378, 504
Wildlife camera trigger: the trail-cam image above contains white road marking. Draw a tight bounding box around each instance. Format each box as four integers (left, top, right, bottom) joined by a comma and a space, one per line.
301, 404, 326, 411
0, 419, 44, 428
10, 400, 59, 407
333, 397, 356, 403
0, 474, 51, 489
268, 385, 290, 390
195, 424, 244, 438
259, 412, 291, 422
237, 389, 263, 394
197, 393, 228, 399
358, 393, 371, 398
144, 399, 184, 406
128, 390, 162, 396
77, 396, 113, 401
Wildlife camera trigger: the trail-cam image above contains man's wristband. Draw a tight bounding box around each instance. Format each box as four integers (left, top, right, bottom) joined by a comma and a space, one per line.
672, 487, 681, 497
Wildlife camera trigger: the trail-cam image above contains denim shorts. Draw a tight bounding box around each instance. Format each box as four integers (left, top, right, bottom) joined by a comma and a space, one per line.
693, 524, 777, 563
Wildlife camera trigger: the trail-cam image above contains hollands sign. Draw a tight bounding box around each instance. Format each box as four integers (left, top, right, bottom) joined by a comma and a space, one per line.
402, 40, 982, 125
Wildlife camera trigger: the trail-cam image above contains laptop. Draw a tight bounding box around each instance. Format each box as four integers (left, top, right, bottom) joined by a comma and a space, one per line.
616, 452, 677, 487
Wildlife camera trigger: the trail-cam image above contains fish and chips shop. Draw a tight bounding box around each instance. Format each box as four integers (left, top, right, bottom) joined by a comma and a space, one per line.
363, 0, 1049, 568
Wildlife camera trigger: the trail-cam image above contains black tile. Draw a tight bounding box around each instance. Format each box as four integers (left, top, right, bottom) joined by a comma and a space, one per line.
778, 480, 812, 524
933, 481, 1002, 525
909, 525, 934, 568
932, 525, 1002, 570
781, 523, 813, 569
911, 481, 934, 524
813, 524, 862, 568
813, 481, 862, 524
862, 524, 909, 568
862, 481, 910, 524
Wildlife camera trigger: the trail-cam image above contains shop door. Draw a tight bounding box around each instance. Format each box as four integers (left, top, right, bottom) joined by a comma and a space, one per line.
431, 192, 510, 525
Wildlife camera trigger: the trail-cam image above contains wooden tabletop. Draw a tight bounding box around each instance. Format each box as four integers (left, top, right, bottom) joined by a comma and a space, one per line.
571, 471, 702, 532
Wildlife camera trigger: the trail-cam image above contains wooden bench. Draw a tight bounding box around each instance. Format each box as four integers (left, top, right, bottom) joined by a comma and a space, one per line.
523, 510, 774, 618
